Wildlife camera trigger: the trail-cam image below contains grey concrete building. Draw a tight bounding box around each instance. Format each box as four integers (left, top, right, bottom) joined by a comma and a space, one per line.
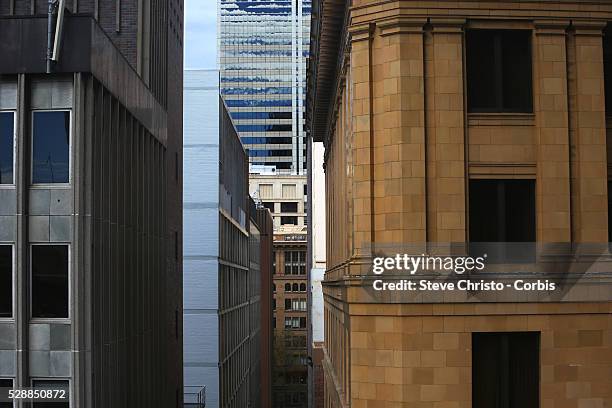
183, 69, 273, 408
183, 69, 220, 407
0, 1, 183, 407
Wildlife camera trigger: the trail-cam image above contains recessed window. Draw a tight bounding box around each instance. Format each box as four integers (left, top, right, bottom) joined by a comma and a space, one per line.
0, 112, 15, 184
262, 202, 274, 212
281, 202, 298, 213
281, 216, 297, 225
604, 25, 612, 113
292, 283, 298, 292
31, 245, 69, 319
608, 181, 612, 243
299, 283, 306, 292
0, 378, 13, 408
473, 332, 539, 408
469, 180, 535, 242
285, 298, 292, 310
0, 246, 12, 318
467, 30, 533, 113
32, 111, 70, 184
284, 250, 306, 275
32, 379, 69, 407
285, 283, 291, 292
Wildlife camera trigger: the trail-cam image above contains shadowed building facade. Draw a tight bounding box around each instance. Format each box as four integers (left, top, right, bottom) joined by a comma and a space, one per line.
307, 1, 612, 407
0, 1, 183, 407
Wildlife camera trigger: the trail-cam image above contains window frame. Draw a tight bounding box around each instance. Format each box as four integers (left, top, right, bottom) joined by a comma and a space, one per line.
29, 243, 71, 322
0, 110, 16, 187
0, 244, 15, 321
0, 377, 15, 408
30, 378, 71, 408
30, 109, 72, 186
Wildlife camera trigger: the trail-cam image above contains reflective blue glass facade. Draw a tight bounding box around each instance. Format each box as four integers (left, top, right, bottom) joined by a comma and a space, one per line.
219, 0, 311, 174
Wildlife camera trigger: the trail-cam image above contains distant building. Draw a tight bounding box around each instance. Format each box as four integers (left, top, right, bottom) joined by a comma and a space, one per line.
249, 173, 309, 407
0, 1, 183, 407
183, 70, 221, 407
219, 0, 311, 174
307, 140, 326, 408
183, 69, 273, 408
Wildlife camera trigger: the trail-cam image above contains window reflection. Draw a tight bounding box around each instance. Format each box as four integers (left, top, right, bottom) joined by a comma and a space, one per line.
32, 111, 70, 184
0, 112, 14, 184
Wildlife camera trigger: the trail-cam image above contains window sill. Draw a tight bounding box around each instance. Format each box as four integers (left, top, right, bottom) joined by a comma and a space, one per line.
468, 112, 535, 127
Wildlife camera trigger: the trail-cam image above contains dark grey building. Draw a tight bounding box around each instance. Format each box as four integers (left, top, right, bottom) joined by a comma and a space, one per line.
0, 1, 183, 407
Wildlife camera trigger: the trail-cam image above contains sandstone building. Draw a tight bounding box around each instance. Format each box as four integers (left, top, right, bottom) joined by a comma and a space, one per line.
307, 1, 612, 407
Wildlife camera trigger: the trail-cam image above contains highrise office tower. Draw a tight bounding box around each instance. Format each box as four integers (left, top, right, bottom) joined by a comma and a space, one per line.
308, 1, 612, 407
0, 1, 183, 407
219, 0, 311, 175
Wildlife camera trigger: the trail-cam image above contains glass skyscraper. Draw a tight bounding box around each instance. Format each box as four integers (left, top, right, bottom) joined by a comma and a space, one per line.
219, 0, 311, 175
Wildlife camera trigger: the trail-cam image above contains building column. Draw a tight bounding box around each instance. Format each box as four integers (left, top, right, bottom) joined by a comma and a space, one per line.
567, 21, 609, 243
426, 18, 467, 244
534, 21, 572, 242
375, 17, 428, 244
348, 24, 375, 255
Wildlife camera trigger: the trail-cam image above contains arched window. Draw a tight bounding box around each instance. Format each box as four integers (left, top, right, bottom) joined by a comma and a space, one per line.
292, 283, 299, 292
285, 283, 291, 292
300, 283, 306, 292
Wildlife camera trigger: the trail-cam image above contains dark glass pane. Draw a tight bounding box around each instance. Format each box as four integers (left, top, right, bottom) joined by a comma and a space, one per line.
469, 180, 535, 242
31, 245, 69, 318
32, 111, 70, 184
604, 25, 612, 113
0, 246, 12, 318
0, 378, 12, 408
281, 202, 298, 212
32, 380, 69, 408
0, 112, 14, 184
502, 31, 533, 112
467, 31, 498, 111
473, 333, 539, 408
505, 180, 536, 242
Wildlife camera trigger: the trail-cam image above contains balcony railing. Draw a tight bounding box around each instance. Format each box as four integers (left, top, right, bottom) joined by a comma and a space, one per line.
184, 385, 206, 408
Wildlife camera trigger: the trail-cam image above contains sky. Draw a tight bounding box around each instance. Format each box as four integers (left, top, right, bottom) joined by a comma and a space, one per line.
184, 0, 217, 69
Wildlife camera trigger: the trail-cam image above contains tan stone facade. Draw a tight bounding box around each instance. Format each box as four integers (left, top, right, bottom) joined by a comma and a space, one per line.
307, 1, 612, 407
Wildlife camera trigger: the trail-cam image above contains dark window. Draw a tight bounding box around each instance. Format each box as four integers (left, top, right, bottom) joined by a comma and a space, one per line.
0, 378, 12, 408
281, 216, 298, 225
31, 245, 69, 319
473, 332, 539, 408
32, 111, 70, 184
281, 202, 298, 213
300, 283, 306, 292
285, 283, 291, 292
32, 379, 69, 408
285, 299, 292, 310
292, 283, 298, 292
469, 180, 535, 242
467, 30, 533, 113
0, 112, 14, 184
0, 246, 12, 318
262, 202, 275, 211
303, 184, 307, 196
609, 181, 612, 243
604, 25, 612, 113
